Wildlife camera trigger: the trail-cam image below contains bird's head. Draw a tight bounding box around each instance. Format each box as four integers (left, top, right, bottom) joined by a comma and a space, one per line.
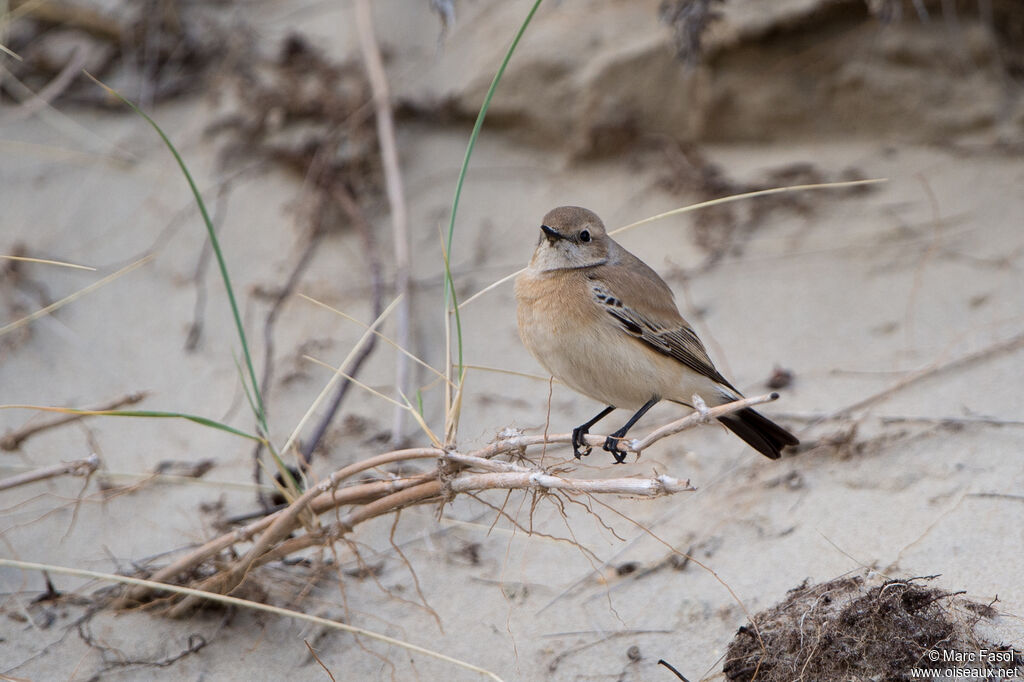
530, 206, 610, 272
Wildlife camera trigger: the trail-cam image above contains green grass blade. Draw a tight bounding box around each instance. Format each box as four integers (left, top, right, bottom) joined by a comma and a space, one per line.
85, 73, 268, 436
443, 0, 544, 378
233, 352, 261, 430
111, 411, 264, 441
0, 404, 263, 442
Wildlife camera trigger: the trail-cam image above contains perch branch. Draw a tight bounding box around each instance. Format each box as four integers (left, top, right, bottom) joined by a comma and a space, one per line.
627, 392, 778, 452
122, 394, 772, 604
470, 392, 780, 457
442, 452, 692, 495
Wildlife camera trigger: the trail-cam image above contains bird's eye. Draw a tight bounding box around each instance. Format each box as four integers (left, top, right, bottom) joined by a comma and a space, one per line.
579, 230, 591, 243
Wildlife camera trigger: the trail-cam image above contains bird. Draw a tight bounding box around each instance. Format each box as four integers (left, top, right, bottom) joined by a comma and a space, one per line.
514, 206, 799, 463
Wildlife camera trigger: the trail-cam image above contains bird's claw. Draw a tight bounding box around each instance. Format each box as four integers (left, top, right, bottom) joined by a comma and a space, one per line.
603, 435, 628, 464
571, 426, 592, 459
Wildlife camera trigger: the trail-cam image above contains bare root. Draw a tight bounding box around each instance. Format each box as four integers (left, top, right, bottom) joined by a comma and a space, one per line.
116, 394, 776, 610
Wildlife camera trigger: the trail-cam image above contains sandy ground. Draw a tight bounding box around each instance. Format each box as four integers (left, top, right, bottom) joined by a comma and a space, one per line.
3, 1, 1024, 680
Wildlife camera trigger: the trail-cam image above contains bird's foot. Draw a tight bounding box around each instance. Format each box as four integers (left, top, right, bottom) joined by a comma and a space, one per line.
602, 434, 629, 464
571, 425, 593, 459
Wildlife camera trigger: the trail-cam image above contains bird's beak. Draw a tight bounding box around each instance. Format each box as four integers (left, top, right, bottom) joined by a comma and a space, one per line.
540, 224, 564, 242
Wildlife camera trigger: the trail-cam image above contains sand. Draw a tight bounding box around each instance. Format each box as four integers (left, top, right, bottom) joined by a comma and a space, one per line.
2, 0, 1023, 679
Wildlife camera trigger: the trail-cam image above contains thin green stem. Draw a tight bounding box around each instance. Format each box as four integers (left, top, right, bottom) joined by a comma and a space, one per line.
86, 73, 268, 438
443, 0, 544, 379
0, 404, 263, 442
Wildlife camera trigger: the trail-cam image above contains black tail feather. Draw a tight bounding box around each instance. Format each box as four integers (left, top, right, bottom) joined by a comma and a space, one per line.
718, 407, 799, 460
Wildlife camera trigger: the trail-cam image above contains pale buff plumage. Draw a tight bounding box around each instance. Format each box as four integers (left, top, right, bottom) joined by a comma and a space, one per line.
515, 206, 798, 462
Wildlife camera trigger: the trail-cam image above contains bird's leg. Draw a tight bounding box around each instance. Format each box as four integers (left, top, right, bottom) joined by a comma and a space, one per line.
572, 406, 615, 459
604, 397, 659, 463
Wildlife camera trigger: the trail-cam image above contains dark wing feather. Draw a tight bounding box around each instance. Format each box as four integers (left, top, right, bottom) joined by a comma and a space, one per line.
591, 280, 736, 392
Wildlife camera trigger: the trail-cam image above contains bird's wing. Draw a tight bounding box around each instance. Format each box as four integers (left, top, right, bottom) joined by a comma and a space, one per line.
587, 270, 736, 392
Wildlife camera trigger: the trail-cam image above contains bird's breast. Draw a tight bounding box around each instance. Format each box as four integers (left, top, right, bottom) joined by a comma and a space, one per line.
514, 269, 596, 368
514, 269, 681, 409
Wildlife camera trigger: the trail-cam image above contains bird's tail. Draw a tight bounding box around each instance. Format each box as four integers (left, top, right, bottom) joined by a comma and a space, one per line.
718, 407, 799, 459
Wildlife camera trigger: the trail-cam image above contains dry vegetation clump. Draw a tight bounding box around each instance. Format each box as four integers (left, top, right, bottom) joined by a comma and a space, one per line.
3, 0, 236, 106
658, 0, 724, 66
208, 33, 382, 201
661, 0, 1024, 79
869, 0, 1024, 78
723, 575, 1024, 681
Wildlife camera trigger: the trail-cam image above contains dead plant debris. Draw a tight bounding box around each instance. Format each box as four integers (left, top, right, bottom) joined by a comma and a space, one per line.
0, 244, 51, 357
208, 33, 381, 202
765, 366, 795, 391
5, 0, 237, 107
723, 575, 1024, 682
659, 0, 724, 67
868, 0, 1024, 79
661, 0, 1024, 82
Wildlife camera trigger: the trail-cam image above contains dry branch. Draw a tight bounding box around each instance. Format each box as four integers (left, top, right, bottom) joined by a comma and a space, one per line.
0, 453, 100, 492
829, 329, 1024, 419
119, 474, 432, 606
119, 394, 774, 608
295, 185, 386, 465
446, 470, 691, 497
354, 0, 413, 446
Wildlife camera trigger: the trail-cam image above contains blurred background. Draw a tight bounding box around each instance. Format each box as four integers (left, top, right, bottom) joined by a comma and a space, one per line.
2, 1, 1023, 679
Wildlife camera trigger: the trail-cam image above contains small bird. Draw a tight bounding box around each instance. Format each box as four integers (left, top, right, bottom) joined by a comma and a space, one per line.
515, 206, 798, 463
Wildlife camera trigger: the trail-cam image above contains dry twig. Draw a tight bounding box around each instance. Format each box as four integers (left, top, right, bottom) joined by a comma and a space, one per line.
832, 329, 1024, 418
354, 0, 413, 447
0, 453, 100, 492
297, 186, 387, 465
